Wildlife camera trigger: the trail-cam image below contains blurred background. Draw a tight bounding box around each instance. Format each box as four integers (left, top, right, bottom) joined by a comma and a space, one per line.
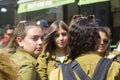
0, 0, 120, 45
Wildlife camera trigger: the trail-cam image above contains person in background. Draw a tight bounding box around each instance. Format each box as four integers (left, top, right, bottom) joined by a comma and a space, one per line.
95, 18, 101, 26
68, 15, 120, 80
0, 32, 3, 41
97, 27, 111, 57
36, 20, 50, 37
0, 52, 18, 80
0, 25, 14, 47
6, 21, 43, 80
104, 26, 113, 51
37, 20, 71, 80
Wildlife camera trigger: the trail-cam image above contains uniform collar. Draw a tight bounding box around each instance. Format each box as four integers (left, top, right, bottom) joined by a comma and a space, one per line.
50, 53, 70, 62
16, 49, 38, 66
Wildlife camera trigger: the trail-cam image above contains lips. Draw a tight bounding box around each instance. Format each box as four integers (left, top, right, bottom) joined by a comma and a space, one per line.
37, 47, 43, 51
58, 41, 64, 44
59, 43, 64, 45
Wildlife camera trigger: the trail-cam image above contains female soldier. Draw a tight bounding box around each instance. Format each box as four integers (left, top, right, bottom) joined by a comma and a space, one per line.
37, 20, 71, 80
6, 21, 43, 80
97, 27, 111, 57
68, 15, 120, 80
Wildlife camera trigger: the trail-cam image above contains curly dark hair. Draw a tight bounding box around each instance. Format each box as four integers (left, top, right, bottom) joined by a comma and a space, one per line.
69, 15, 100, 59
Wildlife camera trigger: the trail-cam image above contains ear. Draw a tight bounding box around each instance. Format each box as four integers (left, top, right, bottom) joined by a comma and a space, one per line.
17, 37, 23, 47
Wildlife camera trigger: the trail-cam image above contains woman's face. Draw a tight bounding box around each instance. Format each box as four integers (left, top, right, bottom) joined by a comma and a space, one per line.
17, 26, 43, 58
97, 31, 110, 56
54, 27, 68, 50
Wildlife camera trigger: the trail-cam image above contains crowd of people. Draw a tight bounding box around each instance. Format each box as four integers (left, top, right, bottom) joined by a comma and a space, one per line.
0, 15, 120, 80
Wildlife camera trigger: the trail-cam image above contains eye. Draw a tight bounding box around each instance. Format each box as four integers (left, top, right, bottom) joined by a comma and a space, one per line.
32, 35, 40, 41
32, 37, 39, 41
62, 32, 67, 36
103, 39, 109, 44
54, 33, 59, 38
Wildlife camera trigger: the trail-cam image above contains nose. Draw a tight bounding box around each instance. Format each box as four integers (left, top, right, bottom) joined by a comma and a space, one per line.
59, 34, 63, 40
38, 38, 43, 45
100, 40, 104, 44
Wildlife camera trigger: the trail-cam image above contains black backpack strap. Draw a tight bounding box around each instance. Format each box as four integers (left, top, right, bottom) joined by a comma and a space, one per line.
70, 60, 90, 80
61, 57, 114, 80
61, 62, 76, 80
92, 57, 114, 80
61, 60, 90, 80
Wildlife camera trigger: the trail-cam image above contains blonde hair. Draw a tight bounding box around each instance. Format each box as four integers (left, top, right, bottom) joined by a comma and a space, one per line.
0, 52, 18, 80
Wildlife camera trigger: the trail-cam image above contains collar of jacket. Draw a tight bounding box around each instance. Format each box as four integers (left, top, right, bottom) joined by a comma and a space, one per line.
50, 53, 70, 62
16, 49, 38, 66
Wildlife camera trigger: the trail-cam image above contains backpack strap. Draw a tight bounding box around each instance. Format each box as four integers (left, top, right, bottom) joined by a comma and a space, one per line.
70, 60, 90, 80
61, 57, 114, 80
61, 60, 90, 80
92, 57, 114, 80
61, 62, 76, 80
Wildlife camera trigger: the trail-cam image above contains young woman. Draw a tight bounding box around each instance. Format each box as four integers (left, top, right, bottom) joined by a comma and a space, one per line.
68, 15, 120, 80
97, 27, 111, 57
6, 21, 43, 80
37, 20, 71, 80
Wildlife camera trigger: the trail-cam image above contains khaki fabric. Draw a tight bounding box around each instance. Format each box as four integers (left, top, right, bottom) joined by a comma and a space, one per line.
108, 50, 120, 63
49, 51, 120, 80
49, 67, 63, 80
10, 49, 41, 80
37, 52, 71, 80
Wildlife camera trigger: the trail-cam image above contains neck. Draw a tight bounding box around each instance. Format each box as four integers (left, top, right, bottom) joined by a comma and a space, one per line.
55, 49, 66, 57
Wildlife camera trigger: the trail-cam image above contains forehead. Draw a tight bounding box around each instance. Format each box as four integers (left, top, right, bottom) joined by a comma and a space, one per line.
26, 26, 43, 35
6, 29, 14, 33
99, 31, 108, 38
56, 27, 67, 32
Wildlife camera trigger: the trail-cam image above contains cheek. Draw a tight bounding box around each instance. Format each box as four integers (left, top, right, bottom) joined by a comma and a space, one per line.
64, 36, 68, 43
23, 44, 36, 54
23, 40, 36, 49
105, 44, 109, 49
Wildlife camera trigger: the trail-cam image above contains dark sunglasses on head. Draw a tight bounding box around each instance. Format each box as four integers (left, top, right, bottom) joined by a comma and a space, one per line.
100, 39, 110, 44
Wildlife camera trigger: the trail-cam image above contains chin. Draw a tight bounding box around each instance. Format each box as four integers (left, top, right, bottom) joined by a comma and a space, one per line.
97, 50, 103, 53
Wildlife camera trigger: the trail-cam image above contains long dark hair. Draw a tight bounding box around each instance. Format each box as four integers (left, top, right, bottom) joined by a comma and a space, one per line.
43, 20, 69, 55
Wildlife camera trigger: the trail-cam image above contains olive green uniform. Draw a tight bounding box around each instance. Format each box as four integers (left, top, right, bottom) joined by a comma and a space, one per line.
37, 53, 71, 80
108, 50, 120, 63
11, 49, 41, 80
74, 51, 120, 80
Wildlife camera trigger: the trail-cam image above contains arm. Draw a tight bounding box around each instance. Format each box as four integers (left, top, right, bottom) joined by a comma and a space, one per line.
37, 54, 48, 80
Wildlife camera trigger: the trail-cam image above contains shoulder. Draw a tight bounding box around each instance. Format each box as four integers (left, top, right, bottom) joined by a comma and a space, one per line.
108, 61, 120, 75
37, 52, 49, 60
112, 50, 120, 55
37, 52, 50, 65
110, 61, 120, 69
11, 52, 36, 68
106, 61, 120, 79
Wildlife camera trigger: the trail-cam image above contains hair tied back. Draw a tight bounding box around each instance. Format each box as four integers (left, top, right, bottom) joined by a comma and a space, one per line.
87, 15, 95, 19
